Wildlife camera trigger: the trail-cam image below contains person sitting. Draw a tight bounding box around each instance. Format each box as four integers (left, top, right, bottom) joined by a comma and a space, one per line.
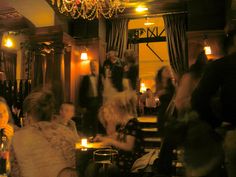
10, 89, 79, 177
144, 88, 157, 115
94, 95, 144, 176
53, 102, 80, 138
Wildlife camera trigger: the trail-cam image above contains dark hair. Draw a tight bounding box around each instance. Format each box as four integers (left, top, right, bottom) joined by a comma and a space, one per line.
23, 89, 55, 122
189, 51, 208, 78
155, 66, 167, 84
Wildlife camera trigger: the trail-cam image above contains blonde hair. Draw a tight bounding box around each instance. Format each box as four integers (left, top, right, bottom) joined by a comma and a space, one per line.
98, 91, 137, 132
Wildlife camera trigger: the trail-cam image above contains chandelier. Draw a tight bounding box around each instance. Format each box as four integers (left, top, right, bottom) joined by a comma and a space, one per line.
50, 0, 128, 20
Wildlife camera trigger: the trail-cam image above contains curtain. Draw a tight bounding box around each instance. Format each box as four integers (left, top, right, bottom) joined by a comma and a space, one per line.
0, 50, 16, 80
107, 18, 129, 59
163, 14, 188, 76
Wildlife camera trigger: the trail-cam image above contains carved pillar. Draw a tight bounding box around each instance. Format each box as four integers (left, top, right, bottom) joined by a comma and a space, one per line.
52, 43, 64, 111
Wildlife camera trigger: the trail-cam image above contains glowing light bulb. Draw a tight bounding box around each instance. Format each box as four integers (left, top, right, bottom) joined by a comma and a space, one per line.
204, 46, 212, 55
80, 52, 88, 60
4, 38, 13, 48
136, 6, 148, 12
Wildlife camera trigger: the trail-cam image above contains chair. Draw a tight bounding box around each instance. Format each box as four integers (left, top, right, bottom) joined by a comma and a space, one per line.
57, 167, 78, 177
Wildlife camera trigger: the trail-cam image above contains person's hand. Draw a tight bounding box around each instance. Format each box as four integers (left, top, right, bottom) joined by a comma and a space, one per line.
93, 134, 103, 142
3, 124, 14, 140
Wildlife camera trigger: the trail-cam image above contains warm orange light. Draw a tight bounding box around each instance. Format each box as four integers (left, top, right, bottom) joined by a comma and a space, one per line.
136, 6, 148, 12
4, 38, 13, 48
80, 52, 88, 60
144, 22, 155, 26
204, 46, 212, 55
81, 138, 88, 147
140, 83, 147, 93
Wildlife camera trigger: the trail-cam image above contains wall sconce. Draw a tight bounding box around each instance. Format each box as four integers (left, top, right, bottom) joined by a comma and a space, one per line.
204, 46, 212, 55
203, 35, 212, 55
4, 38, 13, 48
80, 52, 88, 60
80, 47, 89, 60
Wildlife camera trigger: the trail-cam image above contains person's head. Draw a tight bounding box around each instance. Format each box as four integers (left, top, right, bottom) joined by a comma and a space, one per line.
98, 95, 134, 134
155, 66, 172, 86
124, 49, 136, 65
23, 89, 55, 123
107, 50, 117, 63
0, 97, 13, 129
59, 102, 75, 122
189, 50, 208, 78
12, 102, 21, 115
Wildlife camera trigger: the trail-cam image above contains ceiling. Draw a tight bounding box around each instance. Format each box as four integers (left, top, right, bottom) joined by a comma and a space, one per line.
0, 0, 188, 33
0, 2, 34, 33
0, 0, 232, 33
123, 0, 187, 18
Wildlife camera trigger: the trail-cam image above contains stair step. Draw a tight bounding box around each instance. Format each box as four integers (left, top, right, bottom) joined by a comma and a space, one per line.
141, 127, 158, 132
144, 148, 160, 153
144, 137, 161, 142
138, 116, 157, 123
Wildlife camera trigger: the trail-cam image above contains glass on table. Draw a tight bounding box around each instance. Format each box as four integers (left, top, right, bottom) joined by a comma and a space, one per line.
93, 148, 118, 164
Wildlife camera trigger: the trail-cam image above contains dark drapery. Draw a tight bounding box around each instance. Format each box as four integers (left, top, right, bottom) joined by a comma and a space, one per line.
107, 18, 129, 59
163, 14, 188, 76
0, 50, 16, 80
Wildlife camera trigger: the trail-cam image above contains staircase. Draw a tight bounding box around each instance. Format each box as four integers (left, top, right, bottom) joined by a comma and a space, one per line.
138, 116, 160, 153
137, 115, 184, 177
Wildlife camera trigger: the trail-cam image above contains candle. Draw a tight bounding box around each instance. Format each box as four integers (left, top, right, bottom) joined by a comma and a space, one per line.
81, 139, 88, 147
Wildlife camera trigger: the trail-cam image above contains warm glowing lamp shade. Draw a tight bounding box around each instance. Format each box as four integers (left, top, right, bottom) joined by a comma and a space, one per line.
204, 46, 212, 55
80, 52, 88, 60
4, 38, 13, 48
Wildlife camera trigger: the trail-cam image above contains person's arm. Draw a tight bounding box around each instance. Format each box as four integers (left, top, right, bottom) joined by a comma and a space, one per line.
175, 74, 198, 112
100, 135, 135, 151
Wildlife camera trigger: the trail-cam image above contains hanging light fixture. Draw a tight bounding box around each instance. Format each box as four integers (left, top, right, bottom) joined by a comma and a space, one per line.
144, 17, 154, 26
50, 0, 128, 20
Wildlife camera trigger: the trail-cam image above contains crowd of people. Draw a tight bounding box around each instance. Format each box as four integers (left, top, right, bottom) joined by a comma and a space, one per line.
0, 48, 143, 177
0, 28, 236, 177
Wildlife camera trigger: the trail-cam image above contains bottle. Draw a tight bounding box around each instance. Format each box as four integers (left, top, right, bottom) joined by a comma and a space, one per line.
0, 133, 8, 176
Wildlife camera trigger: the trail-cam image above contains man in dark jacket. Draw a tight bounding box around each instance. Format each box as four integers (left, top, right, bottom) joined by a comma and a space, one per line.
79, 60, 103, 136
